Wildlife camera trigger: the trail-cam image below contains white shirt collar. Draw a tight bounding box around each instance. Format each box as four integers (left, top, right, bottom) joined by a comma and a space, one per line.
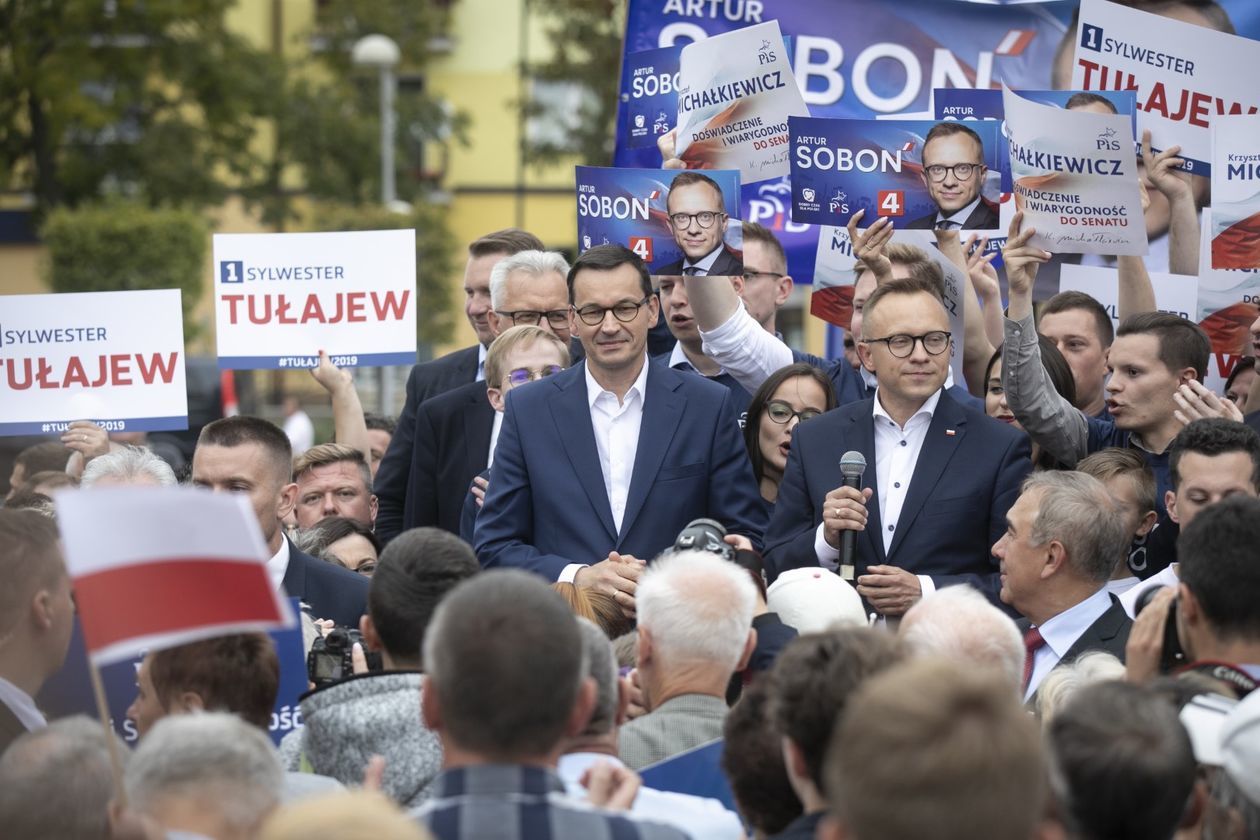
684, 244, 723, 273
0, 675, 46, 733
871, 386, 943, 431
585, 356, 650, 410
267, 536, 291, 594
937, 195, 982, 228
1036, 587, 1113, 657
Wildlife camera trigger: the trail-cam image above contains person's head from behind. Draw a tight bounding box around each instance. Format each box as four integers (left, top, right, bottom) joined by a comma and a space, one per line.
295, 515, 380, 575
721, 676, 803, 836
567, 617, 627, 748
1176, 495, 1260, 661
291, 443, 376, 530
920, 122, 987, 216
665, 171, 728, 263
1048, 680, 1197, 840
739, 221, 793, 331
7, 441, 72, 500
0, 715, 128, 840
745, 363, 837, 500
421, 570, 593, 764
1167, 419, 1260, 528
192, 416, 295, 552
24, 470, 77, 496
634, 550, 757, 710
1039, 290, 1115, 414
856, 276, 952, 417
566, 245, 658, 378
363, 414, 395, 479
125, 712, 283, 840
483, 325, 571, 414
363, 527, 480, 670
259, 790, 432, 840
127, 633, 279, 740
465, 228, 546, 347
985, 337, 1077, 435
849, 243, 941, 342
80, 445, 177, 488
0, 509, 74, 687
1034, 651, 1126, 725
487, 250, 573, 343
1107, 313, 1209, 436
769, 628, 905, 812
1077, 447, 1159, 554
552, 581, 634, 640
992, 471, 1129, 624
900, 584, 1025, 695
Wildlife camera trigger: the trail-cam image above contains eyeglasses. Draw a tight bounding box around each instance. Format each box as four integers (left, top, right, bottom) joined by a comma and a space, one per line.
669, 211, 725, 229
573, 296, 652, 326
765, 400, 822, 425
505, 365, 563, 386
862, 331, 951, 358
924, 163, 980, 182
742, 269, 784, 283
496, 309, 569, 328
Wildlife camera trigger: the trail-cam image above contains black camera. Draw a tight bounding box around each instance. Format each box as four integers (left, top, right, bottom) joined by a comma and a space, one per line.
307, 627, 382, 688
672, 518, 736, 562
1134, 585, 1187, 673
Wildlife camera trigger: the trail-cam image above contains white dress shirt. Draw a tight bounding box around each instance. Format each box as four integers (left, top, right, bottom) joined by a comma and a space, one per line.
1119, 563, 1180, 618
1024, 587, 1114, 702
487, 410, 504, 467
814, 388, 941, 598
475, 342, 487, 382
0, 675, 46, 733
698, 302, 793, 394
283, 410, 315, 457
557, 358, 651, 583
267, 537, 291, 594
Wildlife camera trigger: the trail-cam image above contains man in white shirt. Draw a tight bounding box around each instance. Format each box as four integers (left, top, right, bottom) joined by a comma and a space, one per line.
0, 509, 74, 755
991, 471, 1134, 703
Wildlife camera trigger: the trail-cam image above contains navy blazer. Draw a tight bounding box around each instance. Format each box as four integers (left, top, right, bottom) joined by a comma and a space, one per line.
282, 540, 370, 628
474, 361, 767, 580
656, 246, 743, 278
762, 390, 1031, 604
405, 380, 495, 536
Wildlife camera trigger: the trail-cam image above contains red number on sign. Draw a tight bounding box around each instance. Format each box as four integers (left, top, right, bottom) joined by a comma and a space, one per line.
878, 190, 904, 217
629, 236, 654, 262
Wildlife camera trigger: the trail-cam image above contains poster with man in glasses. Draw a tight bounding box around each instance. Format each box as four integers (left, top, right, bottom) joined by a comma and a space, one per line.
574, 165, 743, 277
789, 116, 1001, 231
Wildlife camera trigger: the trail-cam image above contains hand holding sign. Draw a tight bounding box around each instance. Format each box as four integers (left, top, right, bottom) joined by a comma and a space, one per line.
1003, 213, 1051, 317
845, 211, 894, 284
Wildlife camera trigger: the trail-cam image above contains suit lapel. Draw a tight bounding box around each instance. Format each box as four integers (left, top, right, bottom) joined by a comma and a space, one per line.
618, 365, 684, 543
549, 371, 619, 543
1059, 598, 1127, 664
280, 537, 306, 600
463, 390, 494, 475
849, 407, 886, 564
887, 394, 966, 559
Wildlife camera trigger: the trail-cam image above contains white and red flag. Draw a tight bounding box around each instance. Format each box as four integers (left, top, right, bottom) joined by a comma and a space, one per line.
55, 486, 294, 664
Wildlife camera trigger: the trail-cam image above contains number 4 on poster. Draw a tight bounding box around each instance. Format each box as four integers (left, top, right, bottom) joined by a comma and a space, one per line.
629, 236, 654, 263
879, 190, 904, 217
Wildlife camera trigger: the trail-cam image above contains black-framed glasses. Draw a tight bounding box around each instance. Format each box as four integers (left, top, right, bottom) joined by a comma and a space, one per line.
573, 296, 651, 326
765, 400, 822, 425
862, 331, 951, 358
924, 163, 980, 182
742, 269, 784, 283
505, 365, 564, 386
669, 211, 725, 229
496, 309, 569, 328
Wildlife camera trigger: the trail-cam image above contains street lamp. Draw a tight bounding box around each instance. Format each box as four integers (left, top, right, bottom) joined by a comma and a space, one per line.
352, 34, 401, 207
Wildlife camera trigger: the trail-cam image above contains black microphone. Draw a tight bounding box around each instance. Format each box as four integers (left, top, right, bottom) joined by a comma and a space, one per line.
837, 450, 867, 580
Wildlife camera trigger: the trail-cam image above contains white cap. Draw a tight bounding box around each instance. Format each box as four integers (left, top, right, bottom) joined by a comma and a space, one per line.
1220, 685, 1260, 806
767, 567, 866, 635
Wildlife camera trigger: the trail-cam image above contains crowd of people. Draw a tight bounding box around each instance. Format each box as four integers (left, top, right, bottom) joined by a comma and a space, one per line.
4, 1, 1260, 838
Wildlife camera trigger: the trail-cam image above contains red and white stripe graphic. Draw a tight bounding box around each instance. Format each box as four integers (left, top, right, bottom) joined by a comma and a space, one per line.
995, 29, 1036, 57
55, 486, 293, 664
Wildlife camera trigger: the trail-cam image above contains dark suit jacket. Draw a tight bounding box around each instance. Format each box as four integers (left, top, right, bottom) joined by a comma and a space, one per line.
406, 381, 495, 536
657, 246, 743, 277
905, 199, 1000, 231
474, 362, 768, 580
1019, 596, 1132, 667
762, 390, 1031, 604
0, 700, 29, 757
282, 540, 370, 628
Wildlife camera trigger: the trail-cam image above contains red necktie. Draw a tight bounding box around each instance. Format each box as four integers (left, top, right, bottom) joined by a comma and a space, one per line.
1022, 626, 1045, 693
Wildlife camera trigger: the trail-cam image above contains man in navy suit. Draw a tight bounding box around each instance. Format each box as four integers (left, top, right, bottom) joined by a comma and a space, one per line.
763, 276, 1030, 616
656, 173, 742, 277
192, 416, 368, 628
475, 245, 766, 614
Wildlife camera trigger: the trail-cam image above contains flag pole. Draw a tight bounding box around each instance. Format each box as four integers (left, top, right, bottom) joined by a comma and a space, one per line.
88, 657, 129, 809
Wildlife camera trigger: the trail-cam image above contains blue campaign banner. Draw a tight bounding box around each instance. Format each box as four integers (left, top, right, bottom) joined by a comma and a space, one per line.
624, 45, 683, 149
640, 739, 735, 812
37, 598, 308, 746
789, 117, 1001, 228
575, 166, 742, 273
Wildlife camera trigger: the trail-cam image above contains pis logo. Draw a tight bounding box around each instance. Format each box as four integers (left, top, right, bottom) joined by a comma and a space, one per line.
219, 261, 244, 283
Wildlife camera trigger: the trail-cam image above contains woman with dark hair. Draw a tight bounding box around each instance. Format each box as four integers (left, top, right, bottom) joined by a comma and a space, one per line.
985, 335, 1076, 470
295, 516, 381, 576
743, 363, 838, 512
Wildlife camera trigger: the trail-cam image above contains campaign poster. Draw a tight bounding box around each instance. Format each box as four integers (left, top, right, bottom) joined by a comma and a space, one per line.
789, 116, 1001, 229
1195, 207, 1260, 395
0, 289, 187, 437
575, 166, 743, 276
624, 44, 683, 149
37, 599, 308, 747
1072, 0, 1260, 176
675, 20, 809, 183
1058, 264, 1199, 330
1004, 85, 1148, 256
890, 230, 968, 386
811, 225, 858, 330
1210, 114, 1260, 270
934, 88, 1011, 193
213, 229, 417, 371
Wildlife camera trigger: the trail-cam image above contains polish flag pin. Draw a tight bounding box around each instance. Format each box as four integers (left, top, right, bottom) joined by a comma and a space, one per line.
945, 429, 956, 436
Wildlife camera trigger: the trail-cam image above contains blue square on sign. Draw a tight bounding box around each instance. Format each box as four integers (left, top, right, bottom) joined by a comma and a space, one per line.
1080, 24, 1103, 52
220, 261, 244, 283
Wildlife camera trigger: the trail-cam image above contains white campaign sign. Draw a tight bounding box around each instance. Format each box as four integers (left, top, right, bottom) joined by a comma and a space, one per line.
1004, 85, 1147, 256
676, 20, 810, 184
1072, 0, 1260, 175
0, 289, 187, 437
213, 229, 417, 370
1210, 114, 1260, 270
1059, 264, 1199, 328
